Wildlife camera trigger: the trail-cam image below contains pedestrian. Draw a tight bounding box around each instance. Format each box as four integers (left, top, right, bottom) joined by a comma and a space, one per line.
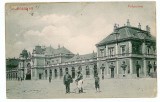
63, 71, 73, 94
94, 73, 100, 92
136, 61, 141, 77
147, 61, 152, 76
75, 70, 83, 93
49, 75, 52, 83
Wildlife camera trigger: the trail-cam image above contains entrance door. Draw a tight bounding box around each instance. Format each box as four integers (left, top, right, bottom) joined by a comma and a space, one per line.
26, 63, 31, 80
72, 67, 75, 78
111, 68, 114, 78
26, 74, 31, 80
39, 73, 42, 79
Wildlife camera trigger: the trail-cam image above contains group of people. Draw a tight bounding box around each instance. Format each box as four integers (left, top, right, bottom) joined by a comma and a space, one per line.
62, 61, 157, 94
63, 69, 100, 94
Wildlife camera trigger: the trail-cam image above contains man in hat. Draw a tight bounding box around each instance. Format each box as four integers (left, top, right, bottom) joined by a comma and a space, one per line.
63, 71, 72, 94
94, 72, 100, 92
75, 70, 83, 93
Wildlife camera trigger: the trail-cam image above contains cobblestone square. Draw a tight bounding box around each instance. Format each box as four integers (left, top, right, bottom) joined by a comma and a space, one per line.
6, 78, 157, 98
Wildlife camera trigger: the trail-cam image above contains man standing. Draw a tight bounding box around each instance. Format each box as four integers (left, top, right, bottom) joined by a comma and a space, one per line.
49, 75, 51, 83
63, 71, 72, 94
75, 70, 83, 93
94, 73, 100, 92
147, 61, 152, 76
136, 61, 141, 77
100, 64, 105, 79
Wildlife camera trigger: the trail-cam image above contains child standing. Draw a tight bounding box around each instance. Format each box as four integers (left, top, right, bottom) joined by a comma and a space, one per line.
94, 73, 100, 92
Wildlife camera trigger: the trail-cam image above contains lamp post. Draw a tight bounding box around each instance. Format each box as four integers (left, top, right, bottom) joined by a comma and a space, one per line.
121, 61, 127, 77
114, 30, 120, 77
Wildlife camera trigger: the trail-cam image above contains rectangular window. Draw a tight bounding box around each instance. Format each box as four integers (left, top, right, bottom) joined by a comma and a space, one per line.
147, 46, 150, 54
132, 42, 142, 54
121, 45, 126, 55
100, 49, 104, 57
108, 47, 115, 57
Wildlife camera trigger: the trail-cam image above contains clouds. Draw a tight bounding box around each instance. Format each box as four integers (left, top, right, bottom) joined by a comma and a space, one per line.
5, 2, 156, 58
21, 13, 108, 55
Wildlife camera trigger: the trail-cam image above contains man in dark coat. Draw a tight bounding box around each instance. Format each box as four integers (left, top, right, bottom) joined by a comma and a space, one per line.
49, 75, 52, 83
63, 71, 72, 94
136, 61, 141, 77
94, 72, 100, 92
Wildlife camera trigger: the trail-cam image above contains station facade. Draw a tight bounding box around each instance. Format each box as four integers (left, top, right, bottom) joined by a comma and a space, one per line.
6, 20, 156, 80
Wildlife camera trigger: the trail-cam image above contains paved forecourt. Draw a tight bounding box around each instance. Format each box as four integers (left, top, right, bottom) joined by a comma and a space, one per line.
6, 78, 157, 98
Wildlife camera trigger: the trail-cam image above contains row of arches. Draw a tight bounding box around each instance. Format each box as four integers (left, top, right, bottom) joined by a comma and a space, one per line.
6, 72, 18, 80
44, 65, 98, 79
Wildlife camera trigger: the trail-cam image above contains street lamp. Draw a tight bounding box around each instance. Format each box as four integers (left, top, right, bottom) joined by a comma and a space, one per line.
121, 61, 127, 77
114, 27, 120, 78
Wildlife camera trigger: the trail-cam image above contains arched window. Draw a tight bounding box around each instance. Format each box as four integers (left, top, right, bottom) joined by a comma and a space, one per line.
45, 70, 47, 79
16, 73, 17, 79
71, 67, 75, 78
86, 66, 90, 77
65, 68, 68, 72
60, 68, 63, 78
54, 69, 57, 78
27, 63, 31, 75
49, 69, 52, 77
78, 66, 82, 71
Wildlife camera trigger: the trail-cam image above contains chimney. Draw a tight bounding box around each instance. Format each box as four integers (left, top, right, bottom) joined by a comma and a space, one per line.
146, 25, 150, 32
58, 44, 60, 49
138, 23, 141, 29
114, 23, 117, 32
117, 24, 119, 28
127, 19, 130, 26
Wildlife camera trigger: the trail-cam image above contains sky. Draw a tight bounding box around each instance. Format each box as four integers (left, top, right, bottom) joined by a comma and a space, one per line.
5, 2, 156, 58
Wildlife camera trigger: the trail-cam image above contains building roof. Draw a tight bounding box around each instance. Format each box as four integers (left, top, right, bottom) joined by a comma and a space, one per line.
66, 52, 97, 62
96, 25, 156, 46
54, 46, 74, 55
6, 58, 19, 70
43, 46, 74, 56
44, 46, 55, 55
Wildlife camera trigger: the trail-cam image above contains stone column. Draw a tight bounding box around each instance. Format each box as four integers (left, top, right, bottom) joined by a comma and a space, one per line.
129, 41, 132, 54
47, 68, 50, 80
57, 68, 60, 79
35, 68, 37, 80
116, 44, 119, 75
142, 42, 146, 54
143, 59, 147, 77
129, 58, 133, 74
